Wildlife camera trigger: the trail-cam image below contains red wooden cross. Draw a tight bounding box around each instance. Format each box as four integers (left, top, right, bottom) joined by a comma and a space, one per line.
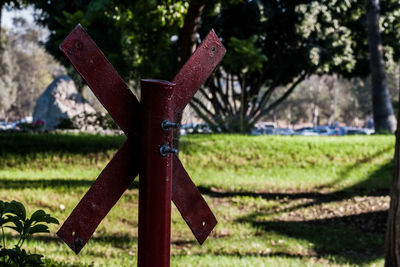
56, 25, 226, 256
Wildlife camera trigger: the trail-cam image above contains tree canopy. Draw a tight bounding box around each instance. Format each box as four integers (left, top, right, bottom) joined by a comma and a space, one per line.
191, 0, 400, 132
31, 0, 400, 132
32, 0, 188, 82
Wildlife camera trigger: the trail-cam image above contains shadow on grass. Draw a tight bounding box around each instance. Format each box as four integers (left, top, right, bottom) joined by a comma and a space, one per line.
0, 133, 125, 156
237, 210, 385, 265
0, 178, 139, 190
199, 159, 392, 265
22, 233, 194, 250
198, 185, 388, 200
199, 159, 392, 213
5, 233, 138, 250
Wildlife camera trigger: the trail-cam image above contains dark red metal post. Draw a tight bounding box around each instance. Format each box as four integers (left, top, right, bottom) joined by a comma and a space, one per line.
138, 79, 175, 267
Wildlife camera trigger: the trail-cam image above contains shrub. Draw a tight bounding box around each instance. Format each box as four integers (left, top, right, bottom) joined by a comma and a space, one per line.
0, 200, 59, 266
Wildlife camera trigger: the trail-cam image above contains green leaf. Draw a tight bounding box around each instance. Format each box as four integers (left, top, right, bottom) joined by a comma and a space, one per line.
0, 216, 17, 227
5, 225, 21, 234
27, 224, 49, 235
30, 210, 46, 221
5, 216, 23, 234
0, 201, 5, 215
8, 201, 26, 221
44, 216, 59, 225
30, 210, 59, 225
25, 253, 44, 265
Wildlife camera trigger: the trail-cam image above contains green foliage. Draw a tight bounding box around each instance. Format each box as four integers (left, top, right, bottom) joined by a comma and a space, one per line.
32, 0, 188, 81
15, 122, 44, 133
98, 113, 119, 130
224, 35, 266, 74
0, 200, 58, 266
56, 112, 119, 130
192, 0, 400, 132
56, 118, 77, 130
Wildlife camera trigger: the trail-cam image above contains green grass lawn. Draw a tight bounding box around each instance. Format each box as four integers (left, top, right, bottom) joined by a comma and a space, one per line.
0, 133, 395, 266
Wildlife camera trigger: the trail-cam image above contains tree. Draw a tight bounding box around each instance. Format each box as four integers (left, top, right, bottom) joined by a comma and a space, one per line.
32, 1, 189, 83
0, 2, 28, 112
0, 1, 29, 49
177, 0, 206, 70
0, 32, 18, 119
269, 75, 380, 128
365, 0, 396, 133
9, 18, 63, 118
32, 1, 400, 133
191, 0, 400, 133
385, 74, 400, 265
222, 35, 266, 132
0, 17, 63, 120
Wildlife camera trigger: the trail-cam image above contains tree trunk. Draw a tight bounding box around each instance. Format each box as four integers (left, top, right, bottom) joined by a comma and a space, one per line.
365, 0, 396, 133
173, 0, 207, 150
240, 74, 245, 133
177, 0, 206, 70
384, 79, 400, 266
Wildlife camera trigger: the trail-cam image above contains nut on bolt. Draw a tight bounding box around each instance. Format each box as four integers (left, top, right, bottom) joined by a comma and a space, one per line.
160, 144, 178, 157
161, 120, 180, 131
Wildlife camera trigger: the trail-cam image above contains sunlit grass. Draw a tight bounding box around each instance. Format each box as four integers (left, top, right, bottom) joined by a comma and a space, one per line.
0, 133, 394, 266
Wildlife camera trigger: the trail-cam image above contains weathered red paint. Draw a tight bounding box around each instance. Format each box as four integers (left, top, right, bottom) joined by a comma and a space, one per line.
57, 139, 139, 253
172, 28, 226, 117
60, 24, 139, 137
57, 25, 141, 253
172, 155, 217, 244
138, 79, 175, 266
56, 24, 226, 255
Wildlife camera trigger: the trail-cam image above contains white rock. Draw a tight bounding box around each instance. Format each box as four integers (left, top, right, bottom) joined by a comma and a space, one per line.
33, 75, 96, 130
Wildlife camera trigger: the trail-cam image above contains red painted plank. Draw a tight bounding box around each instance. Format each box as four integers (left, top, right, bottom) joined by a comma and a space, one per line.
59, 24, 140, 137
173, 29, 226, 117
172, 155, 217, 244
57, 139, 139, 253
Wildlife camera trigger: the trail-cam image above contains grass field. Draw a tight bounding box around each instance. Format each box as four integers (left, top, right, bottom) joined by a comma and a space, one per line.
0, 133, 395, 266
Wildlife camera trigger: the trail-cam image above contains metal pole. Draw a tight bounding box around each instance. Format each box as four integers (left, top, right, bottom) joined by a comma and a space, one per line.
138, 79, 176, 267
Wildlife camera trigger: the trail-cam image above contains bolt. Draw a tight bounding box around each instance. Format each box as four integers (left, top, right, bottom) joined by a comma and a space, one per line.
73, 235, 84, 254
160, 144, 178, 157
161, 120, 180, 131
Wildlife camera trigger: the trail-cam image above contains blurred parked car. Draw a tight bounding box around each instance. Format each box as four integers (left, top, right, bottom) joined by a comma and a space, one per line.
193, 124, 212, 134
255, 122, 276, 129
250, 128, 264, 136
341, 127, 374, 135
251, 127, 274, 135
180, 123, 213, 135
294, 128, 319, 136
0, 122, 11, 131
313, 126, 332, 136
272, 128, 295, 135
